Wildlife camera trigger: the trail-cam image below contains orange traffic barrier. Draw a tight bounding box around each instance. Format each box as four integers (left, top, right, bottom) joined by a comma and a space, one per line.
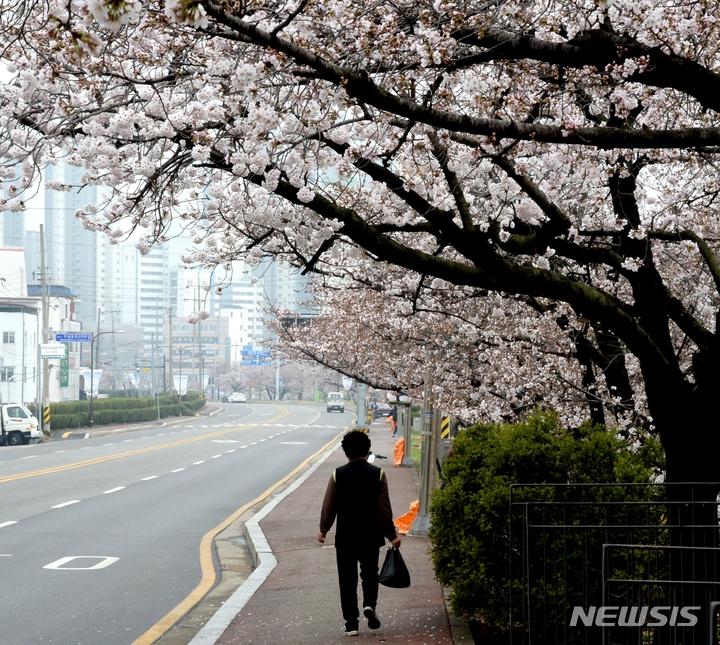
394, 500, 419, 535
393, 437, 405, 466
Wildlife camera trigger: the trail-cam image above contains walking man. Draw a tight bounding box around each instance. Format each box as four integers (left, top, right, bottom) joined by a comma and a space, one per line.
318, 430, 402, 636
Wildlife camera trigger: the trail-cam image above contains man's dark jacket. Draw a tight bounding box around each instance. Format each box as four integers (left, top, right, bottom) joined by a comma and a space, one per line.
319, 460, 397, 548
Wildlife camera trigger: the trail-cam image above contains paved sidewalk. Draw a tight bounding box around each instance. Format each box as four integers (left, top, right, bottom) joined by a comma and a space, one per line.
203, 420, 460, 644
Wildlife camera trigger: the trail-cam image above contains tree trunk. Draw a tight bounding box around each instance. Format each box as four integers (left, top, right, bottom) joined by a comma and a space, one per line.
646, 366, 720, 644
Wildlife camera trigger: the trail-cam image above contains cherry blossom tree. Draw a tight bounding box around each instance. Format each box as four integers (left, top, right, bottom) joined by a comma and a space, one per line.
270, 277, 642, 429
2, 0, 720, 489
215, 358, 329, 399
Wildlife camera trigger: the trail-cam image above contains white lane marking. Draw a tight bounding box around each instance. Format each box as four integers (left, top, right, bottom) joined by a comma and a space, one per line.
103, 443, 114, 446
52, 500, 80, 509
124, 439, 134, 443
194, 461, 205, 465
227, 449, 236, 453
250, 442, 258, 445
267, 435, 275, 438
0, 521, 18, 529
211, 455, 222, 459
157, 434, 164, 436
142, 476, 159, 481
279, 442, 308, 445
171, 468, 185, 473
240, 445, 248, 449
44, 556, 119, 570
0, 554, 11, 557
54, 450, 69, 453
103, 487, 125, 494
21, 455, 38, 459
141, 436, 151, 440
211, 440, 239, 444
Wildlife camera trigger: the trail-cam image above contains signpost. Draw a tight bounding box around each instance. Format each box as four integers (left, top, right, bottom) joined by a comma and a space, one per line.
54, 332, 93, 343
41, 343, 66, 359
240, 346, 271, 366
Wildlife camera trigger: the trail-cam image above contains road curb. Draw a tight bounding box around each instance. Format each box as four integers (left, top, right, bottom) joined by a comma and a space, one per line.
185, 438, 342, 645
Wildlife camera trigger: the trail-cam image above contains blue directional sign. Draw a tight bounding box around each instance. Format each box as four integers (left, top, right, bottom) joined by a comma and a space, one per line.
241, 352, 271, 366
55, 332, 93, 343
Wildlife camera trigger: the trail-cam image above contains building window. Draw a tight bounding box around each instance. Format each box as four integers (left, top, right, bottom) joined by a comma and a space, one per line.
3, 332, 15, 344
0, 367, 14, 381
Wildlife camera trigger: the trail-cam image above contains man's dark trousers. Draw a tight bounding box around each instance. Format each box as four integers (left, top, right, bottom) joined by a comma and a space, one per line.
336, 544, 380, 628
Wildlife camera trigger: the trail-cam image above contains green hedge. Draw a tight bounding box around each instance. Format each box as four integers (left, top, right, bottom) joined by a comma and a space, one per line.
429, 410, 665, 626
47, 393, 206, 429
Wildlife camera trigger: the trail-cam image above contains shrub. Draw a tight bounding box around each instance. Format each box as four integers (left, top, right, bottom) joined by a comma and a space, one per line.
46, 393, 205, 427
429, 410, 665, 626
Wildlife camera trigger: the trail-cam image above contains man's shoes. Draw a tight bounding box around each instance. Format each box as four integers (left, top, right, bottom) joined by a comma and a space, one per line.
345, 622, 359, 636
363, 606, 381, 630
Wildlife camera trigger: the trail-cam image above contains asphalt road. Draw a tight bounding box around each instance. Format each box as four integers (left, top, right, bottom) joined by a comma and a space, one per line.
0, 403, 350, 645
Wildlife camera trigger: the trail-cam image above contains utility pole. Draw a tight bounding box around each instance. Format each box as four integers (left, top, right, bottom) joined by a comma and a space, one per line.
40, 224, 50, 434
150, 331, 155, 398
275, 360, 280, 400
168, 306, 174, 395
190, 281, 197, 391
111, 310, 118, 390
89, 307, 101, 426
356, 383, 368, 431
152, 307, 159, 397
198, 282, 203, 396
410, 373, 436, 536
401, 399, 414, 466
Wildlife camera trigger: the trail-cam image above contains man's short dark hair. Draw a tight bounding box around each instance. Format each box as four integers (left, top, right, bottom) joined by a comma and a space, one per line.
342, 430, 371, 459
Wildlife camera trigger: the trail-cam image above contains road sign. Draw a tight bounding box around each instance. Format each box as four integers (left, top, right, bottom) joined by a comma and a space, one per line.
242, 349, 270, 357
41, 343, 66, 358
55, 332, 93, 343
242, 345, 253, 351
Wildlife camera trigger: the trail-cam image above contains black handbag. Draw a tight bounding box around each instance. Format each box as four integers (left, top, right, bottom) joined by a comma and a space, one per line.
378, 547, 411, 588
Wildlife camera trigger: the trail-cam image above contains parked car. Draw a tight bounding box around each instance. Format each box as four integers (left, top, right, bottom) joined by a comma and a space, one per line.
0, 403, 41, 446
223, 392, 246, 403
373, 403, 393, 419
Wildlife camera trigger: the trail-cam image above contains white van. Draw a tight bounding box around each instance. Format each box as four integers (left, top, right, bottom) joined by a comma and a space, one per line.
0, 404, 41, 446
326, 392, 345, 413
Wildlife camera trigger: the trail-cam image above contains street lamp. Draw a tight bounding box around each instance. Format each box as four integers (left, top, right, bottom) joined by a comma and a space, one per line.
89, 330, 125, 427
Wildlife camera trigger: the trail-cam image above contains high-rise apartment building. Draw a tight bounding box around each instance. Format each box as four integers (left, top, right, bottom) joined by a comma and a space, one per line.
44, 163, 100, 326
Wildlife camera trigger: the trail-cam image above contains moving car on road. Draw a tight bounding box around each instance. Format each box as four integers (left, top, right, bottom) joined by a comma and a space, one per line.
326, 392, 345, 413
222, 392, 247, 403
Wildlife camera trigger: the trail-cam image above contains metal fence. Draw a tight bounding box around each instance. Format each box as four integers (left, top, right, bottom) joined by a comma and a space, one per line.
508, 483, 720, 645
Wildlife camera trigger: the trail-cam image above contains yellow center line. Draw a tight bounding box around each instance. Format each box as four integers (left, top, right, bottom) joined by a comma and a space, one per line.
0, 407, 290, 485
